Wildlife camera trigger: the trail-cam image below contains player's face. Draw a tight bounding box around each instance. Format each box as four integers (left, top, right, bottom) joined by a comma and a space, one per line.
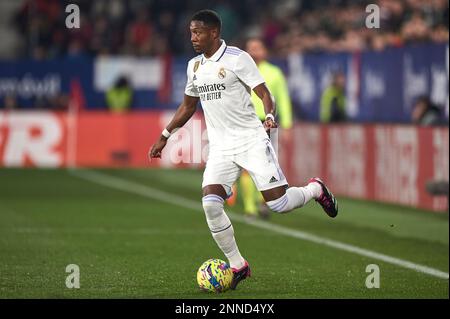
246, 39, 267, 63
190, 21, 216, 53
335, 74, 346, 89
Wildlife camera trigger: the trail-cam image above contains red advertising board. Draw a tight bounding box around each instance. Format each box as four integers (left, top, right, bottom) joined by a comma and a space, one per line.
0, 111, 448, 211
288, 124, 449, 212
0, 112, 68, 167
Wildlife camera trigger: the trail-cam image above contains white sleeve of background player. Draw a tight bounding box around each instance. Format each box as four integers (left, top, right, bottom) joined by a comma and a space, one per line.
184, 61, 199, 97
233, 51, 265, 90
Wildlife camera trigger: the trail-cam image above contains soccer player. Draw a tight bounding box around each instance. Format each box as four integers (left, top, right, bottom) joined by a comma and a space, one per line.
235, 37, 294, 219
149, 10, 338, 290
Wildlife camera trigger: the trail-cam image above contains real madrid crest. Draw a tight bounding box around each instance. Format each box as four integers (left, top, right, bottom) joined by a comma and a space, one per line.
218, 67, 226, 79
193, 61, 200, 73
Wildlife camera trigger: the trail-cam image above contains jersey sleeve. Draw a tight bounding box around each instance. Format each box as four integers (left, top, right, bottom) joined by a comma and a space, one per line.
184, 61, 199, 97
233, 52, 265, 90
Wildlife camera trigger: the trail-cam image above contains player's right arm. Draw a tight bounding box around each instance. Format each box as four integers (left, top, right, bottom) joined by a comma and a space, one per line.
148, 94, 199, 160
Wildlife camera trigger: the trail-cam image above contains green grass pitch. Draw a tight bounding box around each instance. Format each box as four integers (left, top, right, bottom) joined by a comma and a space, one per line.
0, 168, 448, 298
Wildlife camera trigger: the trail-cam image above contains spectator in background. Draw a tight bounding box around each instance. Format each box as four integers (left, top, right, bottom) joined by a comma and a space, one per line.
430, 24, 449, 43
10, 0, 450, 59
411, 95, 442, 125
106, 76, 133, 113
126, 10, 153, 55
90, 16, 114, 56
214, 1, 239, 42
401, 11, 430, 43
320, 71, 346, 123
260, 13, 283, 49
228, 37, 293, 219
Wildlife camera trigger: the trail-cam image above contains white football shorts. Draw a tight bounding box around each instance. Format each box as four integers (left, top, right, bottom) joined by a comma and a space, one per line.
202, 138, 288, 197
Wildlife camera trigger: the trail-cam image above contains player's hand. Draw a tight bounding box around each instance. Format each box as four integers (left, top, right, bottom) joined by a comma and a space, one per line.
148, 137, 167, 161
263, 118, 278, 132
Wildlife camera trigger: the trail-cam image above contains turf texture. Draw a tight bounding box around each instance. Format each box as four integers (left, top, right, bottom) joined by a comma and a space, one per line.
0, 168, 448, 298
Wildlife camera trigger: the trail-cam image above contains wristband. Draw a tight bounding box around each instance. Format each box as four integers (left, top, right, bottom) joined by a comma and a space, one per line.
265, 113, 275, 121
162, 128, 171, 138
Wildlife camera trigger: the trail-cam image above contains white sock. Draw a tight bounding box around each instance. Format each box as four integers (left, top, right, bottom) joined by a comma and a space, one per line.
306, 181, 322, 199
266, 182, 322, 213
202, 195, 246, 269
211, 225, 245, 269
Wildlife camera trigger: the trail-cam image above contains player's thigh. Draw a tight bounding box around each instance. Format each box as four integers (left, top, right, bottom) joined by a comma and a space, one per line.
202, 153, 241, 199
236, 139, 288, 199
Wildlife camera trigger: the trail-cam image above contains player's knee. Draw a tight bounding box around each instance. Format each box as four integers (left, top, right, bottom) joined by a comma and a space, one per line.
266, 193, 292, 213
202, 194, 224, 214
202, 195, 230, 232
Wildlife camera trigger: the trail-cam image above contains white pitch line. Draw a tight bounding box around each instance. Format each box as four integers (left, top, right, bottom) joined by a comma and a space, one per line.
69, 169, 449, 280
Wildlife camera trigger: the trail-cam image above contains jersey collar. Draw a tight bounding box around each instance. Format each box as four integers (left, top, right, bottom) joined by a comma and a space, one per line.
202, 40, 227, 63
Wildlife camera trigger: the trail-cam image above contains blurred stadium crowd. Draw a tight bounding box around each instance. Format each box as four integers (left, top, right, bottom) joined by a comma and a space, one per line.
0, 0, 448, 125
11, 0, 450, 59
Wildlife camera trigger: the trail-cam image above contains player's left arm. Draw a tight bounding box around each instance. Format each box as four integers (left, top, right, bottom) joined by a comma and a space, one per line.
253, 83, 277, 131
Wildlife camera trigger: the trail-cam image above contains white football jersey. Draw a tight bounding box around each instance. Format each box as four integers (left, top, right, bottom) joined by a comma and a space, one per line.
184, 40, 268, 155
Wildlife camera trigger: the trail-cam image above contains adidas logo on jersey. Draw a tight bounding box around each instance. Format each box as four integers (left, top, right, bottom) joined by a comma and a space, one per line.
193, 74, 197, 81
269, 176, 278, 183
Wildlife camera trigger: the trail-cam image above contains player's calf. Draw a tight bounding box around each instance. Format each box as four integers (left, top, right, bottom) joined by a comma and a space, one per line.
266, 187, 308, 213
265, 179, 336, 216
202, 195, 247, 270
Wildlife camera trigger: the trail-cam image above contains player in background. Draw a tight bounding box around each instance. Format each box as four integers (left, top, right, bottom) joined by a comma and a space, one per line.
149, 10, 338, 290
230, 38, 293, 219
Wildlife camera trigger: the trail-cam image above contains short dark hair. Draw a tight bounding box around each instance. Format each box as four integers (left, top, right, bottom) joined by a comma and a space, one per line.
245, 37, 267, 47
191, 9, 221, 32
